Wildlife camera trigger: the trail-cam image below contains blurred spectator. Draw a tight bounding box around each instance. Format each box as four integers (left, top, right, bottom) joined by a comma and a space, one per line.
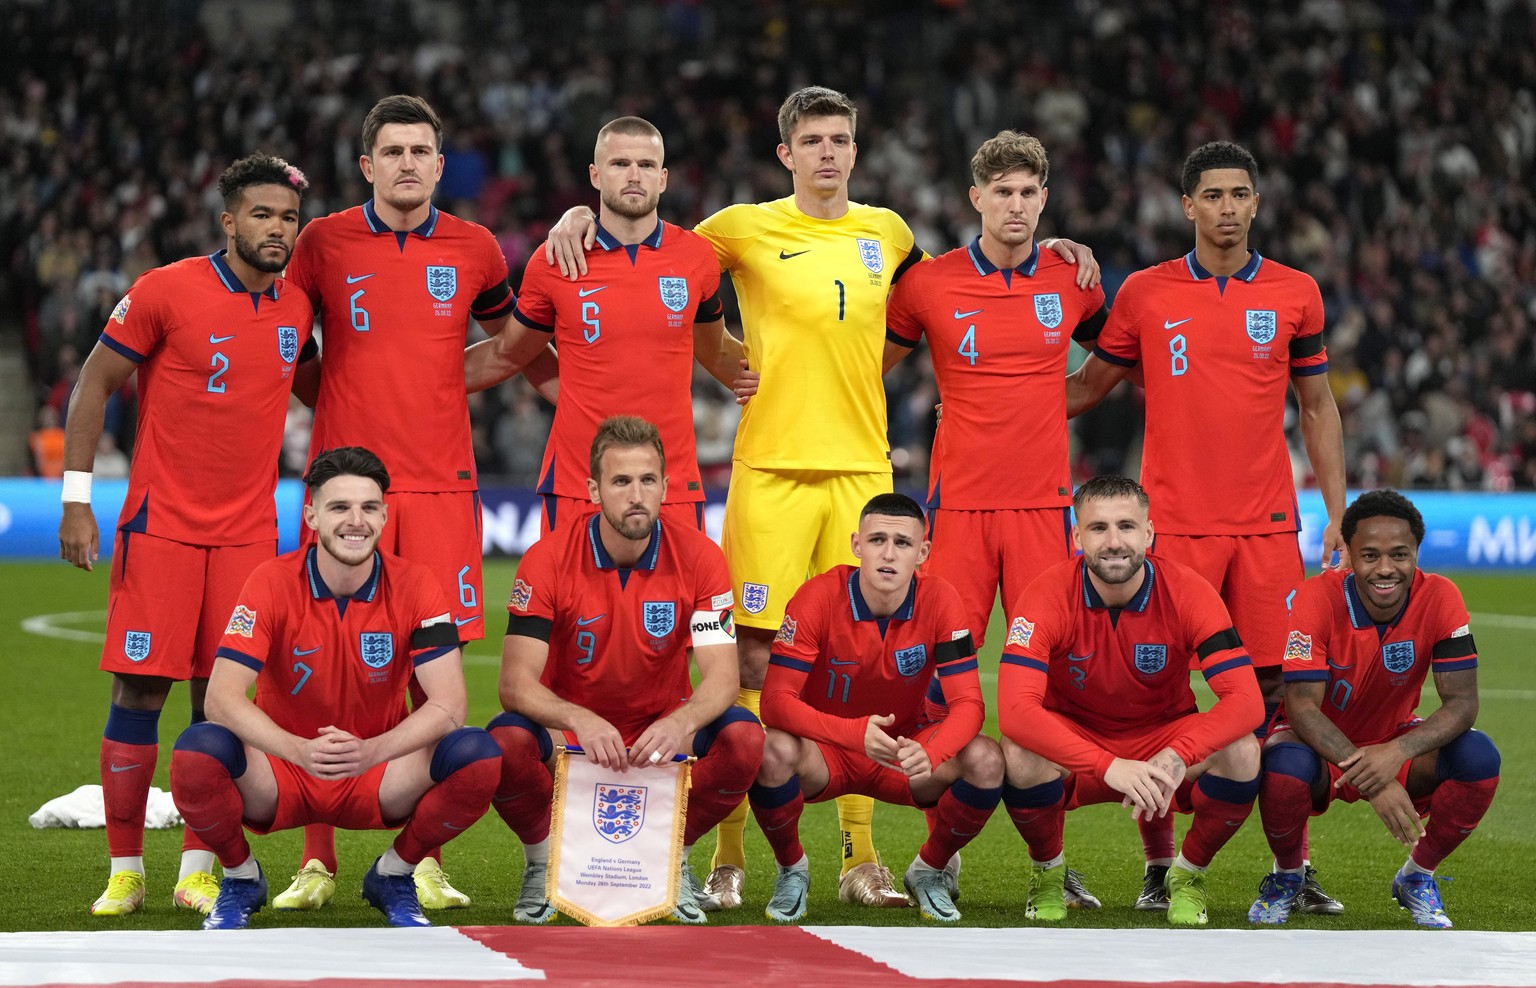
28, 405, 64, 478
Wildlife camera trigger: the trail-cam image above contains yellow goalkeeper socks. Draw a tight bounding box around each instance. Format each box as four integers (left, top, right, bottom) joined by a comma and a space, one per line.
709, 687, 761, 872
837, 794, 877, 874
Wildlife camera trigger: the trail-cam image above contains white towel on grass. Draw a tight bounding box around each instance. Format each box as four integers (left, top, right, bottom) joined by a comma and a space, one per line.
28, 784, 182, 829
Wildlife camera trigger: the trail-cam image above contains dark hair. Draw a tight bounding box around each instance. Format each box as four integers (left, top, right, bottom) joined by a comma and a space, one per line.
216, 152, 308, 210
777, 86, 857, 146
860, 491, 925, 524
971, 130, 1049, 188
362, 94, 443, 155
1180, 141, 1259, 197
304, 446, 390, 495
1073, 475, 1150, 512
590, 415, 665, 480
1341, 489, 1426, 546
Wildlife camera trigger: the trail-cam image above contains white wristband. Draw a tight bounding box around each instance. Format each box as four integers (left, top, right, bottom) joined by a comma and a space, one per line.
61, 470, 93, 504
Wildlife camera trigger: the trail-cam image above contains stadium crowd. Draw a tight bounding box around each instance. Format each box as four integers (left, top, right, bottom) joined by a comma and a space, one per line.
5, 0, 1536, 489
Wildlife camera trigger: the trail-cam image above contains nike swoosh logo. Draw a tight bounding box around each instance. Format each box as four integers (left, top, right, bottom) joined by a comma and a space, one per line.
346, 274, 375, 284
291, 646, 321, 657
109, 763, 140, 773
209, 334, 235, 344
443, 823, 469, 831
829, 656, 857, 667
1326, 659, 1353, 671
188, 822, 220, 832
575, 615, 605, 627
953, 308, 983, 320
577, 286, 607, 297
1067, 652, 1095, 663
1163, 318, 1193, 330
779, 250, 810, 260
454, 615, 482, 627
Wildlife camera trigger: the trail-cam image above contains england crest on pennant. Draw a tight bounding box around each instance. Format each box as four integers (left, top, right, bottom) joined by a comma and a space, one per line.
278, 326, 298, 364
360, 632, 394, 669
593, 784, 646, 844
1134, 643, 1167, 674
123, 631, 152, 662
856, 238, 884, 274
1034, 293, 1063, 329
642, 601, 675, 638
426, 266, 457, 302
894, 644, 928, 677
1246, 310, 1277, 344
658, 277, 688, 314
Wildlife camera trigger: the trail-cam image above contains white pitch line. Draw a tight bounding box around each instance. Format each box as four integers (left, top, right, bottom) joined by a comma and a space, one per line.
20, 610, 107, 644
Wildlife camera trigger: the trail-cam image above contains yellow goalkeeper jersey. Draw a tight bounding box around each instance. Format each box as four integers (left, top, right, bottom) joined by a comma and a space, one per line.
695, 196, 919, 472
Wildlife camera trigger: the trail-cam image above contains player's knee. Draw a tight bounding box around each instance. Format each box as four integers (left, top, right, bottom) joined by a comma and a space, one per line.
172, 722, 246, 778
1436, 729, 1500, 783
959, 736, 1005, 788
691, 705, 762, 757
430, 727, 502, 783
1001, 737, 1054, 788
1213, 733, 1262, 781
488, 711, 554, 763
758, 729, 800, 782
1262, 740, 1323, 785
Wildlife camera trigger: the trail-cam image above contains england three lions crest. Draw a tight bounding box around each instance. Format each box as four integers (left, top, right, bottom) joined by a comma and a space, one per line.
123, 630, 152, 662
1381, 641, 1416, 674
1034, 293, 1063, 329
593, 784, 646, 844
1246, 309, 1277, 344
643, 601, 675, 638
856, 238, 884, 274
894, 644, 928, 677
1134, 643, 1167, 674
426, 266, 457, 302
278, 325, 299, 364
742, 582, 769, 615
658, 277, 688, 314
360, 632, 394, 669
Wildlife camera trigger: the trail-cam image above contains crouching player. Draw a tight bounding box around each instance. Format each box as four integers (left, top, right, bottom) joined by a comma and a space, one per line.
998, 476, 1263, 925
748, 493, 1002, 923
489, 416, 763, 925
1250, 489, 1498, 928
168, 447, 500, 929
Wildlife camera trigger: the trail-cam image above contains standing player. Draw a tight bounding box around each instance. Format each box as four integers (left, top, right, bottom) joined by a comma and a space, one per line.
57, 153, 314, 917
489, 417, 762, 925
998, 476, 1263, 925
748, 493, 1001, 923
1249, 490, 1498, 928
279, 94, 516, 909
168, 447, 500, 930
1067, 141, 1347, 911
547, 87, 1098, 909
464, 116, 747, 536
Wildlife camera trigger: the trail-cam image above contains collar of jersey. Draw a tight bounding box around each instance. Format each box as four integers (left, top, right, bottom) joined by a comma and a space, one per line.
846, 568, 917, 622
207, 250, 279, 300
1080, 558, 1155, 612
965, 237, 1039, 278
1183, 248, 1263, 283
593, 219, 664, 252
586, 514, 662, 570
1341, 570, 1413, 630
363, 200, 440, 238
304, 545, 382, 602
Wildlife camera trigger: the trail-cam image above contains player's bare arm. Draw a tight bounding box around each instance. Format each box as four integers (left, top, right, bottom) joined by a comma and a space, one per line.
628, 640, 740, 767
289, 354, 321, 408
518, 344, 561, 404
500, 632, 626, 771
1065, 352, 1130, 419
544, 205, 599, 280
1282, 679, 1362, 768
58, 342, 138, 571
691, 319, 755, 406
350, 647, 467, 772
1339, 666, 1480, 795
463, 316, 553, 395
204, 658, 352, 779
882, 339, 913, 375
1293, 371, 1349, 570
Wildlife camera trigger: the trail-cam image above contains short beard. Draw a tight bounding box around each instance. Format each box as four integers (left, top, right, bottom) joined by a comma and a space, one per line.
233, 231, 288, 273
602, 506, 655, 542
601, 189, 659, 220
1086, 551, 1143, 586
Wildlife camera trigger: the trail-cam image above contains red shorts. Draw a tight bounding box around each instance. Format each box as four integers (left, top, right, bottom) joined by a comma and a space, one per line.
302, 489, 484, 640
811, 722, 946, 808
249, 754, 392, 834
1266, 720, 1429, 813
101, 532, 272, 680
1153, 532, 1302, 668
1059, 715, 1204, 811
925, 507, 1073, 649
540, 494, 704, 538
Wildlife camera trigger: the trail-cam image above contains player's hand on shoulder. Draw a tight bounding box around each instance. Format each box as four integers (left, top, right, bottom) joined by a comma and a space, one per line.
1105, 756, 1175, 820
573, 711, 628, 771
864, 714, 900, 768
1041, 237, 1102, 289
629, 714, 686, 769
59, 502, 100, 572
894, 737, 932, 782
1336, 741, 1405, 796
732, 359, 759, 406
1365, 780, 1424, 848
544, 207, 597, 280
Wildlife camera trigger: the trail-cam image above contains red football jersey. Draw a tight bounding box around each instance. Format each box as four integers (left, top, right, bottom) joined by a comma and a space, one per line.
998, 556, 1262, 774
507, 515, 734, 742
286, 202, 514, 492
214, 548, 459, 742
1092, 251, 1328, 535
100, 252, 313, 546
887, 241, 1105, 510
515, 221, 723, 503
1281, 568, 1476, 747
765, 566, 982, 767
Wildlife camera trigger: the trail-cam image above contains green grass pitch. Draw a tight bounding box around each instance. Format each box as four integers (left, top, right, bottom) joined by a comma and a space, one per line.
3, 559, 1531, 932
